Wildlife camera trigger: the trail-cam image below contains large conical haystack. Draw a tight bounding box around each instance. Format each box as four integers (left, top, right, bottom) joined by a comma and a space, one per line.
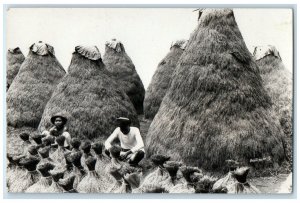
38, 45, 139, 140
253, 45, 292, 138
6, 41, 66, 129
6, 47, 25, 91
144, 40, 187, 119
103, 39, 145, 115
145, 9, 285, 171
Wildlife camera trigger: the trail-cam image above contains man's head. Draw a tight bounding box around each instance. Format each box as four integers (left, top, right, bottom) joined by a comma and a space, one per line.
117, 117, 131, 135
51, 114, 67, 129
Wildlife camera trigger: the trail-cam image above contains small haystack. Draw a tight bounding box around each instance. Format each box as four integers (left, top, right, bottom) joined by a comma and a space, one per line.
144, 40, 187, 119
38, 45, 139, 140
253, 45, 292, 138
7, 41, 66, 129
6, 47, 25, 91
46, 169, 65, 193
103, 39, 145, 114
145, 9, 285, 171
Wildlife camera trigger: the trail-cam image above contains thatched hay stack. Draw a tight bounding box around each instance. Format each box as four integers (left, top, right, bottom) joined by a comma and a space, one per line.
253, 45, 292, 138
38, 45, 139, 140
103, 39, 145, 115
144, 40, 187, 119
145, 9, 285, 171
6, 41, 66, 129
6, 47, 25, 91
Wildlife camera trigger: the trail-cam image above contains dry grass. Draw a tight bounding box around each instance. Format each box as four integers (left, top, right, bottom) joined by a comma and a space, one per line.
103, 41, 145, 115
38, 51, 139, 140
144, 44, 185, 119
6, 49, 66, 129
145, 9, 285, 171
6, 48, 25, 91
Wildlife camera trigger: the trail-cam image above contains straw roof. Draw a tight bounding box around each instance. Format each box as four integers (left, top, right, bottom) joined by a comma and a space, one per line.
145, 9, 285, 171
6, 47, 25, 91
253, 45, 292, 138
103, 39, 145, 115
144, 40, 187, 119
38, 45, 139, 140
6, 42, 66, 129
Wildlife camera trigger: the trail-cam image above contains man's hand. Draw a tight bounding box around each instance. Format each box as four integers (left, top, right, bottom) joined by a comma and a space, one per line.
120, 150, 132, 160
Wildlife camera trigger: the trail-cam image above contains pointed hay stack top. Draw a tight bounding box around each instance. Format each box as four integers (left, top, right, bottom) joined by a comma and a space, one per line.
103, 38, 145, 115
144, 39, 187, 119
6, 41, 66, 129
145, 9, 285, 171
253, 45, 292, 139
38, 45, 139, 140
6, 47, 25, 91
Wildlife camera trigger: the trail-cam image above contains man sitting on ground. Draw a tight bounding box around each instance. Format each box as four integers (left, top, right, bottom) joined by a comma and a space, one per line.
104, 117, 145, 167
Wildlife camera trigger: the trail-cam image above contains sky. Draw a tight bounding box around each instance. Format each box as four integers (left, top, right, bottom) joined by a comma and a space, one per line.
6, 8, 293, 89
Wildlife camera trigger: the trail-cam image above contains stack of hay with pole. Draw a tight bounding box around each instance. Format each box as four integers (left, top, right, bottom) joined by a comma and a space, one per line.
103, 39, 145, 115
6, 47, 25, 91
145, 9, 285, 171
6, 41, 66, 154
38, 45, 139, 141
253, 45, 292, 162
144, 40, 188, 119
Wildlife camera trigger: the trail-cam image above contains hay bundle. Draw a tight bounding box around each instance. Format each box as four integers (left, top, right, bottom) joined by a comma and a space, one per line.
7, 41, 65, 129
38, 45, 139, 140
194, 175, 218, 193
27, 145, 40, 159
69, 151, 86, 189
70, 138, 81, 153
10, 156, 41, 192
58, 175, 78, 193
145, 8, 285, 171
6, 47, 25, 91
26, 162, 55, 193
91, 142, 114, 184
6, 153, 17, 189
46, 169, 65, 193
62, 151, 73, 177
253, 45, 292, 138
38, 146, 55, 165
139, 155, 173, 192
50, 135, 69, 164
31, 133, 44, 148
144, 40, 187, 119
103, 39, 145, 114
81, 141, 93, 170
18, 132, 32, 155
77, 157, 106, 193
226, 167, 260, 194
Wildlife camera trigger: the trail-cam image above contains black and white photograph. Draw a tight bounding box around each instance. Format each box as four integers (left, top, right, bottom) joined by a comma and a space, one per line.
4, 6, 294, 195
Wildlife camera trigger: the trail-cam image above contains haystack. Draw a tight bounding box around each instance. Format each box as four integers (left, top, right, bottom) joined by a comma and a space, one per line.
38, 45, 139, 140
253, 45, 292, 138
6, 47, 25, 91
144, 40, 187, 119
103, 39, 145, 114
6, 41, 66, 129
145, 9, 285, 171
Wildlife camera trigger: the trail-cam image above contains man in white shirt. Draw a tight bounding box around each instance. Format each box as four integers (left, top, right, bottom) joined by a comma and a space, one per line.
41, 114, 71, 150
104, 117, 145, 166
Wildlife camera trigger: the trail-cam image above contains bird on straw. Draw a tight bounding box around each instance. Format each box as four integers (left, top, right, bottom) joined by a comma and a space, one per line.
10, 156, 41, 192
77, 157, 106, 193
58, 175, 78, 193
26, 162, 55, 193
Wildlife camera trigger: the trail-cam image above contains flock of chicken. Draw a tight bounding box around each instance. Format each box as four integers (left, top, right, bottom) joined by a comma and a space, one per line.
6, 131, 262, 194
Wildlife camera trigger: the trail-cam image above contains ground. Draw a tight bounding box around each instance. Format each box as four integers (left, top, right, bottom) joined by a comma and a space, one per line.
6, 115, 292, 193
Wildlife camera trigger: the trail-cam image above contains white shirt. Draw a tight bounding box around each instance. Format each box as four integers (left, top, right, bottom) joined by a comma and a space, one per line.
105, 127, 144, 153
